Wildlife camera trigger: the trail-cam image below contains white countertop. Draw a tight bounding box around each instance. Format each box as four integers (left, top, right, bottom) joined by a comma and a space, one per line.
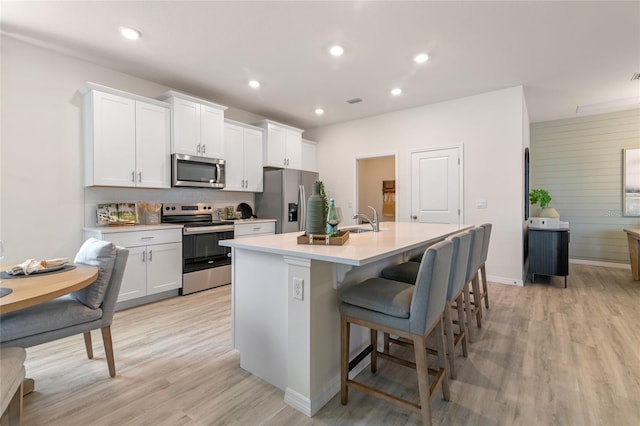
232, 218, 277, 224
83, 224, 183, 233
84, 219, 277, 233
220, 222, 471, 266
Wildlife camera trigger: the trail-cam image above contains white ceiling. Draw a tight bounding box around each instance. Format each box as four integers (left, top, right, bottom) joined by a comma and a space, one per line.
1, 1, 639, 130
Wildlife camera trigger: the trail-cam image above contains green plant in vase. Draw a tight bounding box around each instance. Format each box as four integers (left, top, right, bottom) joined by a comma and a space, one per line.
529, 189, 559, 218
316, 181, 329, 230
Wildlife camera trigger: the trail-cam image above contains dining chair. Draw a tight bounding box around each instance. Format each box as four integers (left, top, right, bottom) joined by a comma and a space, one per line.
0, 239, 128, 378
339, 239, 454, 425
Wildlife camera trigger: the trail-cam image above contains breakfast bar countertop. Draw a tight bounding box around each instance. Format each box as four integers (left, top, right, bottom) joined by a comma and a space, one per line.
220, 221, 470, 266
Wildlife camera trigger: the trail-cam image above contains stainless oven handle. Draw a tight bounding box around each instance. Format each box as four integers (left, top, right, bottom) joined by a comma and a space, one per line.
183, 225, 235, 235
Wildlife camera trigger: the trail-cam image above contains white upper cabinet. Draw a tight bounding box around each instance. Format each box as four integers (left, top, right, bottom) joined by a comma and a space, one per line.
223, 120, 264, 192
136, 102, 171, 188
301, 139, 318, 172
159, 91, 227, 159
254, 120, 303, 169
82, 83, 170, 188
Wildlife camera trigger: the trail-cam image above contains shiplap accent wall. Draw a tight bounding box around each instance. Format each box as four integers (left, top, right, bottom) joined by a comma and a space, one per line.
530, 108, 640, 264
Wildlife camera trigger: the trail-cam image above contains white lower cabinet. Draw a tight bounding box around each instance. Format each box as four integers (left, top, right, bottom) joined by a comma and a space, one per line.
234, 221, 276, 238
83, 227, 182, 304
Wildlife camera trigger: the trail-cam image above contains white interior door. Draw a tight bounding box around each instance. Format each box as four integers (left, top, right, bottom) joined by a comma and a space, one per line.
411, 147, 461, 224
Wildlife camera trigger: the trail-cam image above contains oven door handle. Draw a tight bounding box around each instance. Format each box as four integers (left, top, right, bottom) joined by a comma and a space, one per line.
183, 225, 235, 235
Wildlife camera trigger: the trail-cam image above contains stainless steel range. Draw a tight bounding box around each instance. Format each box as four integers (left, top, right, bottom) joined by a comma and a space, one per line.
161, 203, 234, 295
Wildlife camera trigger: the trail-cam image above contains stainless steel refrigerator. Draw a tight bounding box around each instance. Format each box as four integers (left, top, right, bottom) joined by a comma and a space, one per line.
255, 169, 319, 234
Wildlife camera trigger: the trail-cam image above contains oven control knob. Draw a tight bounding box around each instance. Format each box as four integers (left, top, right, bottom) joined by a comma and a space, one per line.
165, 206, 170, 210
171, 206, 176, 210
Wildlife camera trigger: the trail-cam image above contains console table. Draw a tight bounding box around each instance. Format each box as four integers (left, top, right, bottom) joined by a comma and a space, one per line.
624, 229, 640, 281
528, 227, 570, 288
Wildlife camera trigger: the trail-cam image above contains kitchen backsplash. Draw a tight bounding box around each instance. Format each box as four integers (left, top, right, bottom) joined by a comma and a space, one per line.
84, 187, 255, 226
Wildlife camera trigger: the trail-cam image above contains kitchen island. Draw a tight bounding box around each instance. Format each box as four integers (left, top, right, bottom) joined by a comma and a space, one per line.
220, 222, 469, 416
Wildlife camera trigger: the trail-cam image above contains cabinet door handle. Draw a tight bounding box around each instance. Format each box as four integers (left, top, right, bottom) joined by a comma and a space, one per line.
197, 144, 201, 153
141, 236, 155, 240
202, 144, 206, 154
149, 250, 153, 262
138, 172, 142, 183
131, 171, 135, 182
411, 215, 418, 220
141, 251, 146, 263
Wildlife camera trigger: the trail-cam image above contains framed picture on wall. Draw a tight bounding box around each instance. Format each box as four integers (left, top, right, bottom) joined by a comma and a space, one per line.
623, 147, 640, 216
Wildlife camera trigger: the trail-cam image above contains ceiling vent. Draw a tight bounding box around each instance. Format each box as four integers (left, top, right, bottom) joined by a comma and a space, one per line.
346, 98, 363, 104
631, 72, 640, 81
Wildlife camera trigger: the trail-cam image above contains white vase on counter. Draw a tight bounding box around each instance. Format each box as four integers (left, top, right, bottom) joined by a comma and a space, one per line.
540, 207, 560, 218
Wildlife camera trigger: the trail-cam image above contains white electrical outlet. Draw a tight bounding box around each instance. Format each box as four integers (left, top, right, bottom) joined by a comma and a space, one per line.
293, 277, 304, 300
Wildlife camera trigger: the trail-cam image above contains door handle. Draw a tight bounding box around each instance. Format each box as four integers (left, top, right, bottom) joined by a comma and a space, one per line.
202, 144, 206, 154
141, 251, 146, 263
131, 171, 135, 182
138, 172, 142, 183
149, 250, 153, 262
411, 215, 418, 220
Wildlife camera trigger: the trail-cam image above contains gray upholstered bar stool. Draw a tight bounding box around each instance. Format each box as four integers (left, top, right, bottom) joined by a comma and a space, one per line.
442, 231, 472, 379
476, 223, 492, 310
339, 239, 454, 426
464, 226, 485, 341
378, 251, 424, 284
379, 232, 472, 379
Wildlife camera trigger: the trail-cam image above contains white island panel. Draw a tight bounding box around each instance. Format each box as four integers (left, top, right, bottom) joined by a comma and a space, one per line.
222, 222, 470, 416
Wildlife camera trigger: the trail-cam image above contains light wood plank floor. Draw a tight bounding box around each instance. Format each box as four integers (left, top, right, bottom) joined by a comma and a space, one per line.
8, 264, 640, 425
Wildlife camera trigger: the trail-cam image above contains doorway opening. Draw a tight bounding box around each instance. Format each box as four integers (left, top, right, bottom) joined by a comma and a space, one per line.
354, 154, 397, 223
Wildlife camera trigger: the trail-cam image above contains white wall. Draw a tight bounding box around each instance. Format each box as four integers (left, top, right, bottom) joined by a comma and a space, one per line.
0, 36, 261, 263
306, 87, 527, 284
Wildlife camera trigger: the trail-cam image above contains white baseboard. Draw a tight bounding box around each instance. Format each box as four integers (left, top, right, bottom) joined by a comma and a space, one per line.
487, 275, 524, 287
284, 388, 312, 417
284, 350, 370, 417
569, 259, 631, 270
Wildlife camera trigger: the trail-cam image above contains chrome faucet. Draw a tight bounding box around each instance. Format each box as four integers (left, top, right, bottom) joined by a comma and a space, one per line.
352, 206, 380, 232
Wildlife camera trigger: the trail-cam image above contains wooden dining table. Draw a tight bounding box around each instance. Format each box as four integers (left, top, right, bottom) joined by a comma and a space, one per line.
624, 229, 640, 281
0, 264, 98, 314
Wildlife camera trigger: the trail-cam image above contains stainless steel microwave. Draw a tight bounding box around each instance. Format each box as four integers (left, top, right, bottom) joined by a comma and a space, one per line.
172, 154, 225, 189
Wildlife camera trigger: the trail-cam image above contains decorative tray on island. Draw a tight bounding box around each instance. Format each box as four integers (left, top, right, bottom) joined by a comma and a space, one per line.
297, 230, 350, 246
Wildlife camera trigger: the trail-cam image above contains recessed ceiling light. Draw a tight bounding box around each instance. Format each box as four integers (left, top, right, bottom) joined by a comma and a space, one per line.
329, 45, 344, 57
414, 53, 429, 64
119, 26, 141, 40
248, 80, 261, 89
315, 108, 324, 115
391, 88, 403, 96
